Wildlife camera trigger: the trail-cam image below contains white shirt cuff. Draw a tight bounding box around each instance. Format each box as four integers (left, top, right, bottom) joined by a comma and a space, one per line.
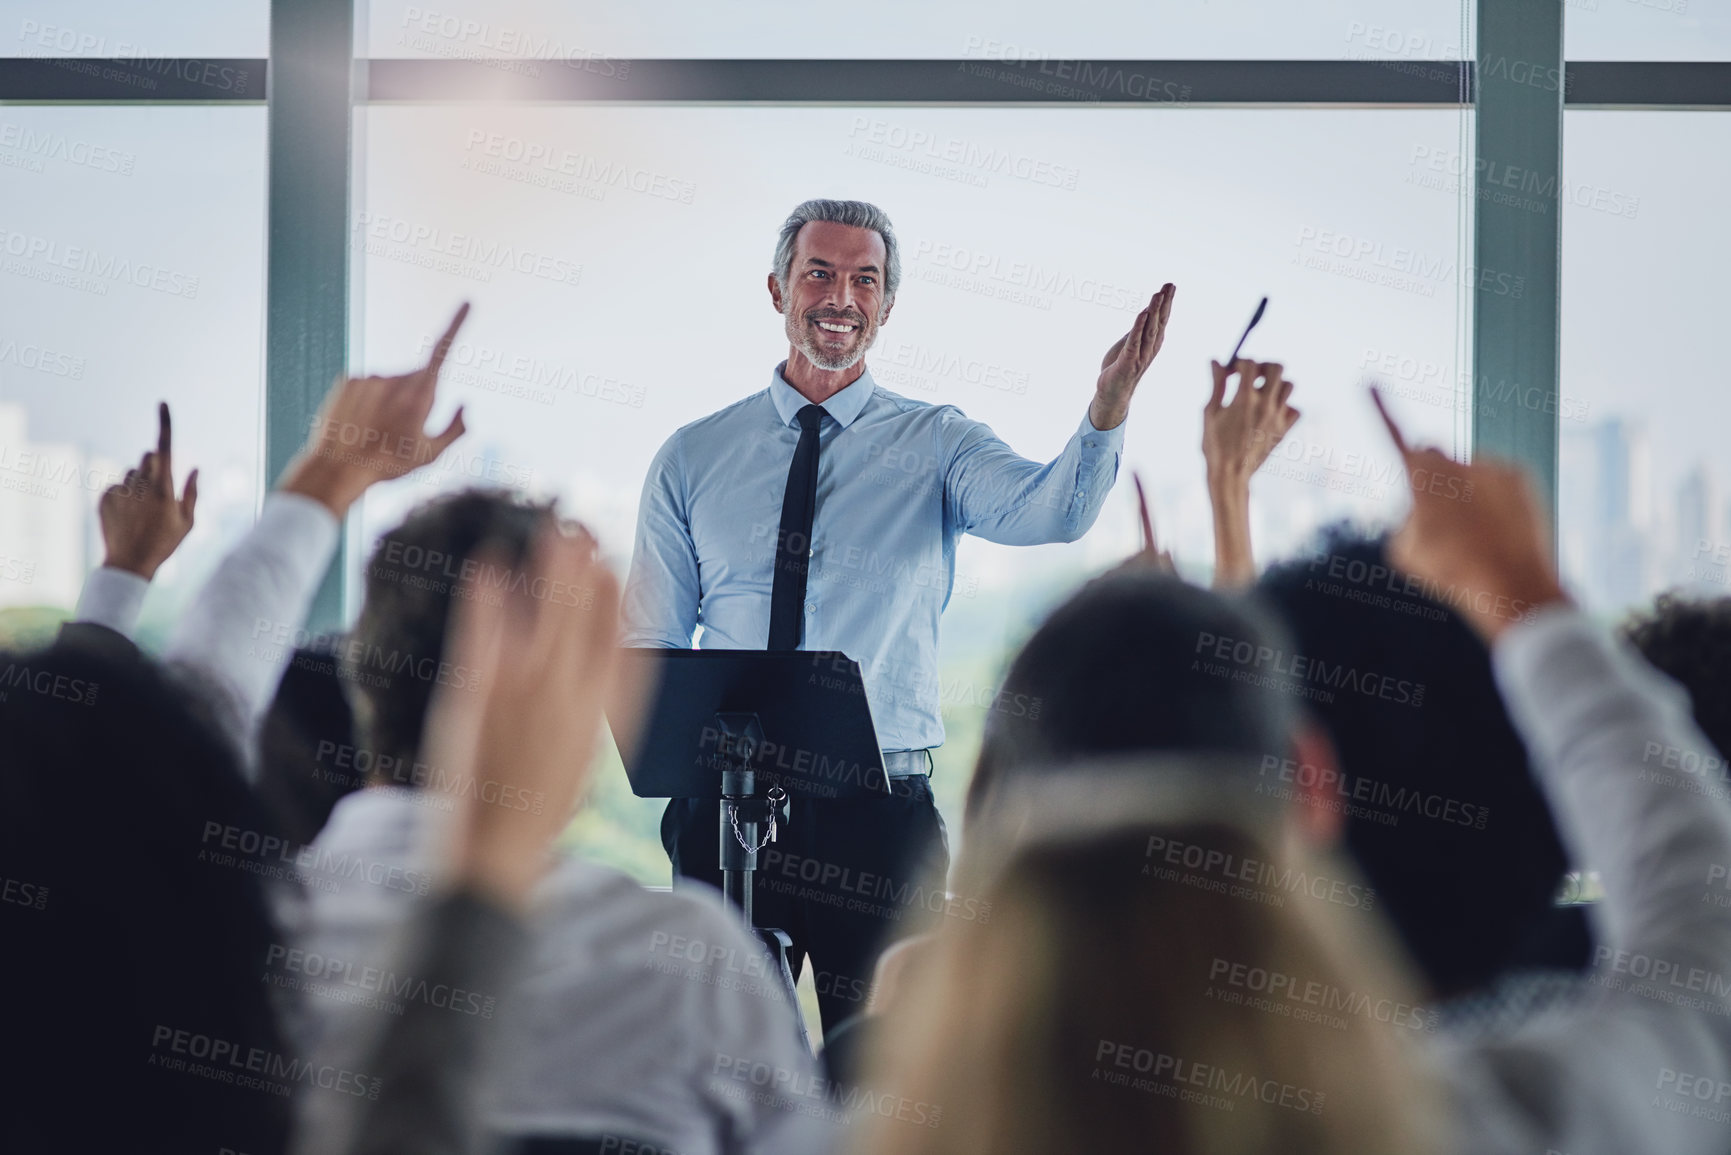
73, 566, 150, 639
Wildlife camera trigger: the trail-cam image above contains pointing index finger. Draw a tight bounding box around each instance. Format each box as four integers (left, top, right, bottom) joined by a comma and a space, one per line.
1370, 386, 1411, 459
425, 302, 471, 378
1133, 471, 1156, 554
155, 402, 173, 492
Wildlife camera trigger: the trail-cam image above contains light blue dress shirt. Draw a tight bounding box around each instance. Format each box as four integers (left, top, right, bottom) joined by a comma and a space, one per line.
621, 363, 1125, 753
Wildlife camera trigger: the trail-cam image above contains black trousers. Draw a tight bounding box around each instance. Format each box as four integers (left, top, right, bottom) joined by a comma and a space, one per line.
662, 775, 949, 1034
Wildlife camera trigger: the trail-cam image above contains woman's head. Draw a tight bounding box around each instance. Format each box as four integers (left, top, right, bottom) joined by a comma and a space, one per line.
965, 571, 1301, 829
855, 794, 1443, 1155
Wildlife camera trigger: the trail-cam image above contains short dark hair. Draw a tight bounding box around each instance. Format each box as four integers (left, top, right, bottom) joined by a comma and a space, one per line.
257, 636, 361, 845
1622, 592, 1731, 761
965, 571, 1300, 826
346, 488, 550, 779
1257, 527, 1568, 998
0, 636, 290, 1152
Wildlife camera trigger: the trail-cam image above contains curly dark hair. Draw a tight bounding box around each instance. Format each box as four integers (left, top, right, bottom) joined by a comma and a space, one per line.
1257, 527, 1569, 1000
1622, 592, 1731, 761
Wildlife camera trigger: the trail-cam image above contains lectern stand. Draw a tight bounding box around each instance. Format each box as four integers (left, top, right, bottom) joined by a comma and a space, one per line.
610, 649, 888, 1032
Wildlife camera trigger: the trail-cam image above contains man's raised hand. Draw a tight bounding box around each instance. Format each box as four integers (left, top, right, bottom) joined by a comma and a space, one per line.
282, 303, 471, 517
1092, 283, 1176, 431
1372, 388, 1566, 641
99, 402, 198, 580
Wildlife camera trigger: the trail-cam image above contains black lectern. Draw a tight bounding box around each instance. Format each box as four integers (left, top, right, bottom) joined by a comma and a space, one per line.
609, 650, 887, 1023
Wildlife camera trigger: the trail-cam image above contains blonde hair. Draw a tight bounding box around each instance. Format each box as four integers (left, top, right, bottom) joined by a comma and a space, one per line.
849, 808, 1448, 1155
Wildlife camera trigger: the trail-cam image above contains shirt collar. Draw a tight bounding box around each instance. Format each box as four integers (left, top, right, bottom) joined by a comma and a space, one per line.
769, 362, 876, 430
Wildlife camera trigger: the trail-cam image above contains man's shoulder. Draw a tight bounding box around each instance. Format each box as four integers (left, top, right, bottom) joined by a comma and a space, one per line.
672, 390, 773, 441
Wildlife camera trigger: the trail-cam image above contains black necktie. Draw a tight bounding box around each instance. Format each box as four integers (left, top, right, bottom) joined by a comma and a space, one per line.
768, 404, 827, 650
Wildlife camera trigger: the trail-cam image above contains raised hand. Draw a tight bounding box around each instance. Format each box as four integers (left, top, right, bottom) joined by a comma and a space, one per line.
421, 520, 624, 907
1372, 387, 1566, 641
1091, 283, 1176, 431
1106, 472, 1176, 577
1203, 360, 1297, 587
1203, 359, 1300, 488
99, 402, 199, 580
281, 303, 471, 517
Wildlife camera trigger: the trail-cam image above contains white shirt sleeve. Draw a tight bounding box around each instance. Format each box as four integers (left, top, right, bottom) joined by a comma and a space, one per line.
72, 566, 151, 638
164, 491, 340, 771
1433, 605, 1731, 1155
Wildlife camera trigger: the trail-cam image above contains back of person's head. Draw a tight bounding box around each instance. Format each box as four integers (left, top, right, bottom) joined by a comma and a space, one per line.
346, 488, 550, 778
257, 637, 361, 845
0, 637, 290, 1154
1257, 528, 1568, 999
853, 795, 1442, 1155
1623, 592, 1731, 760
965, 571, 1299, 827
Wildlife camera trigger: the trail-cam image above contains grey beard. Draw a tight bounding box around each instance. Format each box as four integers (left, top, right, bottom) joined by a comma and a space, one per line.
786, 308, 877, 371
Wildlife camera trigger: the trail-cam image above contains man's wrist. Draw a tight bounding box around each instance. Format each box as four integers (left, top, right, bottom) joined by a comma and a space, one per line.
1090, 393, 1129, 431
101, 553, 162, 581
1459, 568, 1569, 644
279, 452, 369, 519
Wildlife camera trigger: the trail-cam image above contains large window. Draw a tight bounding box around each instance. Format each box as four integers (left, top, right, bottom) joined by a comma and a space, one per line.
7, 0, 1721, 889
1558, 111, 1731, 619
348, 102, 1471, 881
0, 106, 268, 649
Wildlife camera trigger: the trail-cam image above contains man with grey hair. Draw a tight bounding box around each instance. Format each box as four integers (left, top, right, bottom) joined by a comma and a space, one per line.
623, 197, 1175, 1031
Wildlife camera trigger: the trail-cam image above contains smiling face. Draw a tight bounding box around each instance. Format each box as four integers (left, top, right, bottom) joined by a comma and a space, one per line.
772, 219, 894, 373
